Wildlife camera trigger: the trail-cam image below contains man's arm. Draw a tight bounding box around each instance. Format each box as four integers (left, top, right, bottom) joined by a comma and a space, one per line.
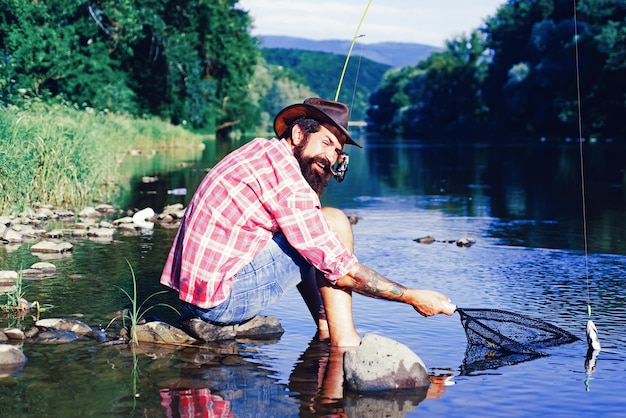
335, 262, 455, 317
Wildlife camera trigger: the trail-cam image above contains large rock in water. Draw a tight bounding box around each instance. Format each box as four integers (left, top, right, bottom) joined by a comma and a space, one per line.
343, 334, 430, 392
0, 344, 27, 377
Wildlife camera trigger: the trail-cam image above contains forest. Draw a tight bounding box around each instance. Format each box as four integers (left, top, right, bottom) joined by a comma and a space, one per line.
1, 0, 625, 140
368, 0, 626, 139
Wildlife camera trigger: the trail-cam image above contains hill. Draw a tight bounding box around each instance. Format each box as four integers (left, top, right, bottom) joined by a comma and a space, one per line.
258, 35, 441, 68
261, 48, 391, 120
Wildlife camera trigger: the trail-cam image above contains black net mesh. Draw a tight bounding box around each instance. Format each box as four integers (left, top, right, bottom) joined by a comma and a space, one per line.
457, 308, 579, 374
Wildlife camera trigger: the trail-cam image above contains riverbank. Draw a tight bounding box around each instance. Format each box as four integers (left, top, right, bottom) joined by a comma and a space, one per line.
0, 102, 209, 216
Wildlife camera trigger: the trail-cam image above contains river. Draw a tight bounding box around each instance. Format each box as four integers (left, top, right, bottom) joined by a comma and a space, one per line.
1, 134, 625, 417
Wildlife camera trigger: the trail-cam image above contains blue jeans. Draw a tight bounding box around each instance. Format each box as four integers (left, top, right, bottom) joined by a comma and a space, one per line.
184, 233, 312, 324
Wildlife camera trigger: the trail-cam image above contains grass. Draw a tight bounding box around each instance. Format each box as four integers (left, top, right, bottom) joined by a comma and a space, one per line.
0, 101, 210, 215
112, 260, 180, 346
0, 270, 25, 313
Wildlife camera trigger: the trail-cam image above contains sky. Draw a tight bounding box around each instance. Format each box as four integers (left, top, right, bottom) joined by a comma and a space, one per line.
236, 0, 506, 47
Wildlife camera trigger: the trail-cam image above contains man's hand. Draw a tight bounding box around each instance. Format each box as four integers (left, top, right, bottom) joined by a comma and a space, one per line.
406, 289, 456, 317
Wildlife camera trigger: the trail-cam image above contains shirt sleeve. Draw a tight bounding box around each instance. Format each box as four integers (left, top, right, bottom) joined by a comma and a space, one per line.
271, 187, 358, 284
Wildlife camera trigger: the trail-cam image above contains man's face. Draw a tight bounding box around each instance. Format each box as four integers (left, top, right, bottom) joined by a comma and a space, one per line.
293, 124, 343, 195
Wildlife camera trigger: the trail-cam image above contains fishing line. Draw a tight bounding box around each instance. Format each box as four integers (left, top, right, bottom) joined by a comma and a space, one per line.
335, 0, 373, 101
349, 35, 366, 119
572, 0, 591, 317
572, 0, 600, 365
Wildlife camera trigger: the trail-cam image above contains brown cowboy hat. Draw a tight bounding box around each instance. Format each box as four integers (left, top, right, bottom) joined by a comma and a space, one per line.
273, 98, 362, 148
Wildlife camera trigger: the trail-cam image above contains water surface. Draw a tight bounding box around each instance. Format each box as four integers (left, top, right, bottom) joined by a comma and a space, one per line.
1, 136, 625, 417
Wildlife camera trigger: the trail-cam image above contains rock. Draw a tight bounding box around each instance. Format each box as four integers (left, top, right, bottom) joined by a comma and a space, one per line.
134, 321, 196, 345
87, 227, 115, 239
20, 268, 48, 278
44, 229, 65, 238
37, 330, 77, 344
455, 237, 476, 247
85, 330, 109, 343
30, 240, 73, 254
0, 332, 7, 343
343, 334, 430, 392
413, 235, 435, 244
95, 204, 116, 215
2, 228, 23, 243
181, 318, 237, 341
24, 327, 39, 339
3, 328, 25, 340
112, 216, 134, 225
132, 207, 155, 229
78, 206, 103, 219
0, 270, 18, 284
35, 318, 93, 335
30, 262, 57, 274
235, 316, 284, 339
0, 344, 27, 376
34, 207, 54, 219
180, 316, 285, 342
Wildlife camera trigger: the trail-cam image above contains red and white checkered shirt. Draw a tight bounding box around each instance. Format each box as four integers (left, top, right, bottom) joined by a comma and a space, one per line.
160, 137, 357, 309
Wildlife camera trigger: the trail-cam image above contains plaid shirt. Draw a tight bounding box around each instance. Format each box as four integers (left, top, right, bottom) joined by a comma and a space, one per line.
160, 138, 357, 309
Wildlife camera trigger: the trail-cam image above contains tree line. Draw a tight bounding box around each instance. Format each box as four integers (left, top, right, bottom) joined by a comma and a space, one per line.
368, 0, 626, 140
0, 0, 259, 140
1, 1, 625, 141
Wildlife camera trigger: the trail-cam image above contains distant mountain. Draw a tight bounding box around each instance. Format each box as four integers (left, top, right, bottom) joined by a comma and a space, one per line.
258, 35, 441, 68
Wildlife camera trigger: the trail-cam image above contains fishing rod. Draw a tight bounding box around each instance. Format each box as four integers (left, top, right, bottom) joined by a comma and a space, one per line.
335, 0, 372, 101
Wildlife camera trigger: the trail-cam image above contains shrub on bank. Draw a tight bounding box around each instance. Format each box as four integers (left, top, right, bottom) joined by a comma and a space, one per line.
0, 102, 208, 215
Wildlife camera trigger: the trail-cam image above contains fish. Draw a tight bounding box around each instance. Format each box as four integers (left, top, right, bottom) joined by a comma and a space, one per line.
586, 320, 601, 351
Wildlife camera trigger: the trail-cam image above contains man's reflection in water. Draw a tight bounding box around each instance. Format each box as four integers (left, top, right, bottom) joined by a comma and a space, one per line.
160, 387, 232, 418
289, 336, 453, 417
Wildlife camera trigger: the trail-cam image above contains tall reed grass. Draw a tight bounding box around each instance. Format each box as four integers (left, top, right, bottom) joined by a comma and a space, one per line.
0, 101, 208, 214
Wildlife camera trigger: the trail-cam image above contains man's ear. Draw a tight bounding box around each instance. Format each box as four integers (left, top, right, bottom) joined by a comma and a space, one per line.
291, 124, 304, 146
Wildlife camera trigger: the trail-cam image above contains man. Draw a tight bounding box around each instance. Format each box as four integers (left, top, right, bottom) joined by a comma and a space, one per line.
160, 98, 455, 348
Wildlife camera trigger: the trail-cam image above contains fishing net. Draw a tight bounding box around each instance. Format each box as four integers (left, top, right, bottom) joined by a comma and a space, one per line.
457, 308, 579, 374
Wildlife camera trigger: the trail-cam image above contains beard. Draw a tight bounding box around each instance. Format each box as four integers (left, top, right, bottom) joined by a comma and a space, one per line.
294, 141, 332, 195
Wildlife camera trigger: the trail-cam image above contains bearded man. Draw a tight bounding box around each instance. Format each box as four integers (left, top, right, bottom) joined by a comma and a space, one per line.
160, 98, 454, 348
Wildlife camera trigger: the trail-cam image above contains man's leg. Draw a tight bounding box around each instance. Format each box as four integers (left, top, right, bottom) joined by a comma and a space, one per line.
317, 207, 361, 347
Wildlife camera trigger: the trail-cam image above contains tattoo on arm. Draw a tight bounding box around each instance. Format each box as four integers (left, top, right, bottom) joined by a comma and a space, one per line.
351, 264, 406, 300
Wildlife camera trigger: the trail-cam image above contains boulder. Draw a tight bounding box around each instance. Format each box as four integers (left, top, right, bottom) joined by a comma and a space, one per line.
235, 316, 284, 339
343, 334, 430, 392
181, 318, 237, 341
2, 228, 23, 243
3, 328, 25, 340
35, 318, 92, 335
134, 321, 196, 345
36, 330, 77, 344
30, 240, 73, 254
0, 344, 27, 377
30, 262, 57, 274
180, 316, 285, 342
78, 206, 103, 219
0, 270, 18, 284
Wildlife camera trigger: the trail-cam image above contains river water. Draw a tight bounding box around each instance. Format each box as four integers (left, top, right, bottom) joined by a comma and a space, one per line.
1, 135, 625, 417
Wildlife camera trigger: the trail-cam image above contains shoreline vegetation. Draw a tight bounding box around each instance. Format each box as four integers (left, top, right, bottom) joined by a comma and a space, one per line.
0, 102, 209, 215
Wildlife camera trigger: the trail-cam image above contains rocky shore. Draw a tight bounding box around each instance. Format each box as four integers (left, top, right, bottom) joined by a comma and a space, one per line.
1, 203, 435, 392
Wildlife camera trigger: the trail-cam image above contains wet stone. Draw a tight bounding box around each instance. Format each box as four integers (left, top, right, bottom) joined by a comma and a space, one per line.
30, 261, 57, 274
343, 334, 430, 392
134, 321, 196, 345
235, 316, 285, 339
3, 328, 25, 340
30, 240, 73, 254
36, 329, 78, 344
0, 344, 27, 373
36, 318, 93, 335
